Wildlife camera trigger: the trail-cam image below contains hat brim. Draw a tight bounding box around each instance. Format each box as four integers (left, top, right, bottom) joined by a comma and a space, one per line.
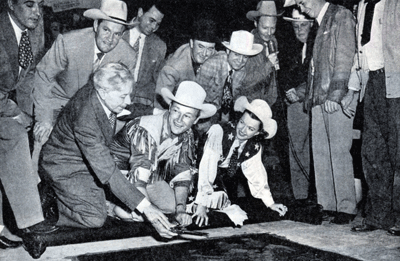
161, 88, 217, 119
83, 9, 138, 26
222, 42, 263, 56
283, 17, 313, 22
246, 10, 285, 21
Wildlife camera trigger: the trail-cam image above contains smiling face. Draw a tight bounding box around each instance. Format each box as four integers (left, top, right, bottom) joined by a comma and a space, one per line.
227, 50, 249, 71
295, 0, 324, 19
292, 21, 312, 43
168, 102, 200, 135
94, 20, 125, 53
255, 16, 276, 42
137, 5, 164, 36
236, 112, 261, 141
100, 83, 132, 114
190, 39, 216, 64
8, 0, 43, 30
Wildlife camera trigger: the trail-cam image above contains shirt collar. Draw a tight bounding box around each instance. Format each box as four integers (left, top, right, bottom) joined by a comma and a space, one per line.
8, 12, 26, 45
131, 26, 146, 40
316, 2, 330, 25
96, 92, 112, 117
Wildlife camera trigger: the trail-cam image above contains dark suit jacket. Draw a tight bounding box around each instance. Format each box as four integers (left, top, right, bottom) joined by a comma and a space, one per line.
40, 83, 145, 211
123, 30, 166, 105
0, 11, 44, 116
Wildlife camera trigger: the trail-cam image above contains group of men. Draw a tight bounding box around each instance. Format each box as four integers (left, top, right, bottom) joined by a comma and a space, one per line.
0, 0, 399, 255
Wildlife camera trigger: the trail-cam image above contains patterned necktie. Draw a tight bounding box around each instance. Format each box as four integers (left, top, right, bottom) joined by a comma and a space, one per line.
132, 36, 141, 53
227, 146, 239, 177
221, 70, 233, 115
361, 0, 381, 46
93, 52, 105, 72
109, 112, 117, 131
18, 31, 34, 69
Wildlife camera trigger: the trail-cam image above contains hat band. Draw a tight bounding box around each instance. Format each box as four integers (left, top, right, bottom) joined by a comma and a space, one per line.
109, 15, 127, 23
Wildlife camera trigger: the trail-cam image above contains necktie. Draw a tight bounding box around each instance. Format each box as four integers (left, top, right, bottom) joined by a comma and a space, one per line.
93, 52, 105, 71
18, 31, 34, 69
109, 112, 117, 131
221, 70, 233, 115
361, 0, 380, 46
227, 146, 239, 177
132, 36, 141, 53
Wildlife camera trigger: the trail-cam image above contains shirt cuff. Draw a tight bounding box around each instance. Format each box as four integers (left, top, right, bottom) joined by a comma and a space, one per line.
348, 86, 359, 91
135, 197, 151, 213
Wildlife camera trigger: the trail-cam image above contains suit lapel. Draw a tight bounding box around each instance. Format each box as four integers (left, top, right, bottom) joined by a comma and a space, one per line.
89, 86, 114, 143
0, 12, 19, 82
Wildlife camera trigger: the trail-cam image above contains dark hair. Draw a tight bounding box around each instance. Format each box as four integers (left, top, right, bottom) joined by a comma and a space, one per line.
243, 109, 269, 141
191, 18, 219, 43
141, 1, 166, 16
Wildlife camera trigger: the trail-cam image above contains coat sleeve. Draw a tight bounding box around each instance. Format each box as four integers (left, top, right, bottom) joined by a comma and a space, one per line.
32, 33, 68, 124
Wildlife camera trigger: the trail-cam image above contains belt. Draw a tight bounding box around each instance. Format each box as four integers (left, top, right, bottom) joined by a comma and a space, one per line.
369, 68, 385, 75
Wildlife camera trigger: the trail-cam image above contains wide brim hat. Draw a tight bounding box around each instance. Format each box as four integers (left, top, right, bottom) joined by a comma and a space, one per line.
83, 0, 138, 27
283, 0, 296, 7
246, 0, 284, 21
161, 81, 217, 120
283, 8, 313, 22
234, 96, 277, 139
222, 30, 263, 56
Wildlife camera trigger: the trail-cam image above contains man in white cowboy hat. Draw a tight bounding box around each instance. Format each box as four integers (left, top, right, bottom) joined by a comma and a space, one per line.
109, 81, 217, 227
280, 8, 316, 201
154, 17, 219, 109
31, 0, 137, 153
285, 0, 358, 224
196, 30, 263, 124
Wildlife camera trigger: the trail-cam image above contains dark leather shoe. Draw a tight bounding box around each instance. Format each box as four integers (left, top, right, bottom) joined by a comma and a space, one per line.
22, 221, 59, 235
351, 223, 378, 232
0, 236, 22, 249
388, 226, 400, 236
330, 212, 355, 225
22, 233, 47, 259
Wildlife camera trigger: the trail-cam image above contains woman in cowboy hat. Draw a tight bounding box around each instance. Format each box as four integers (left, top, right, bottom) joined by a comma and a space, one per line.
190, 96, 287, 227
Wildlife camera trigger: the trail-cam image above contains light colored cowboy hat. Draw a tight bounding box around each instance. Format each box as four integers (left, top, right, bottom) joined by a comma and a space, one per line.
246, 0, 284, 21
283, 0, 296, 7
161, 81, 217, 119
83, 0, 138, 26
222, 31, 263, 56
234, 96, 277, 139
283, 8, 313, 22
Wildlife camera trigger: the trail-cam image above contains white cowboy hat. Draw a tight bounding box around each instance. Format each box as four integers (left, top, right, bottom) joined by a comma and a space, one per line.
83, 0, 138, 26
283, 8, 313, 22
234, 96, 277, 139
283, 0, 296, 7
161, 81, 217, 119
222, 31, 263, 56
246, 0, 284, 21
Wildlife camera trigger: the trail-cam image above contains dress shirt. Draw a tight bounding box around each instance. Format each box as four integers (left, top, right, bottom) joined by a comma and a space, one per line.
363, 0, 385, 71
93, 41, 105, 64
8, 12, 26, 72
316, 2, 330, 25
129, 27, 146, 82
220, 139, 247, 168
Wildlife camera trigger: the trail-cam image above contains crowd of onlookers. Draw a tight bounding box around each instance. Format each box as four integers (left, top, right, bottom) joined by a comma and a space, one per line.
1, 0, 399, 258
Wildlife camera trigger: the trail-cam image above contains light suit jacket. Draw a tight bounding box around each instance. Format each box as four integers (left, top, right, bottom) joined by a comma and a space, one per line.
32, 27, 136, 124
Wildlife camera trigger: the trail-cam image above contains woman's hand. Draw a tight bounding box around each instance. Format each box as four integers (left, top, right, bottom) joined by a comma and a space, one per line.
192, 204, 209, 227
269, 203, 288, 217
175, 212, 192, 227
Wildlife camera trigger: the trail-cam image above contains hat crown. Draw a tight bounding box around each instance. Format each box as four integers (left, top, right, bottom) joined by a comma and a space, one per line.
100, 0, 128, 22
256, 0, 278, 16
173, 81, 207, 110
228, 31, 255, 54
292, 9, 307, 20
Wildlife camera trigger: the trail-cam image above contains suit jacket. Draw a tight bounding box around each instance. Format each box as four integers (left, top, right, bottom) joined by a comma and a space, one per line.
40, 83, 145, 211
348, 0, 400, 99
155, 43, 196, 108
32, 27, 136, 124
0, 11, 44, 116
123, 30, 166, 105
306, 4, 356, 109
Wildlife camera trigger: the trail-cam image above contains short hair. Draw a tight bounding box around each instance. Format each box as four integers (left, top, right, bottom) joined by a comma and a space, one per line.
93, 62, 134, 93
191, 18, 219, 43
141, 1, 166, 15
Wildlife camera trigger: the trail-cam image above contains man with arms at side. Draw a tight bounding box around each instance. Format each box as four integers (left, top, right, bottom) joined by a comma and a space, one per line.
123, 1, 166, 114
110, 81, 217, 227
0, 0, 58, 249
39, 62, 176, 238
154, 18, 218, 109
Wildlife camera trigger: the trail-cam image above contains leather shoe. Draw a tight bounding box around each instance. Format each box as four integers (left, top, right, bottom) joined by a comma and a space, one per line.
351, 223, 378, 232
22, 221, 59, 235
388, 226, 400, 236
330, 212, 355, 225
0, 236, 22, 249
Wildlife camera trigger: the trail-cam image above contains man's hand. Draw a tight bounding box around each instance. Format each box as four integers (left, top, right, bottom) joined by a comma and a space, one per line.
33, 121, 53, 143
142, 204, 177, 238
285, 88, 300, 103
340, 90, 356, 118
13, 112, 33, 130
269, 203, 288, 217
324, 100, 340, 113
175, 212, 192, 227
192, 204, 209, 227
267, 52, 279, 68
